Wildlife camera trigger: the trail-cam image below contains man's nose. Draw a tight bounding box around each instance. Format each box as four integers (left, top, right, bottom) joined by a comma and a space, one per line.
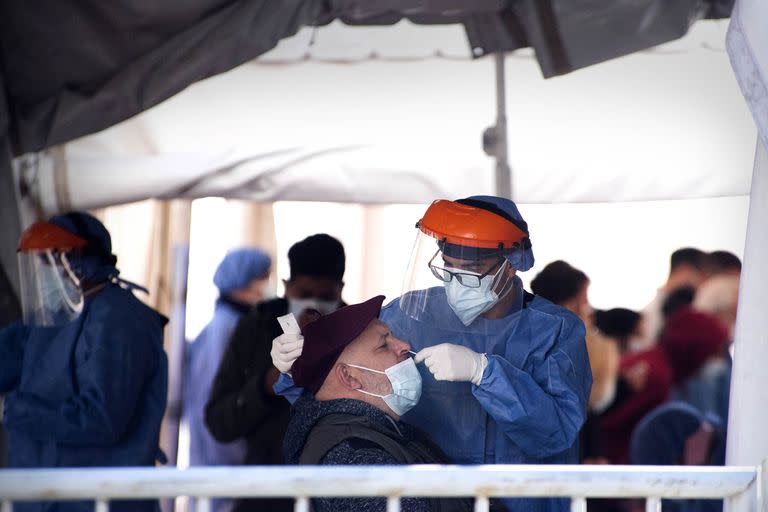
389, 336, 411, 356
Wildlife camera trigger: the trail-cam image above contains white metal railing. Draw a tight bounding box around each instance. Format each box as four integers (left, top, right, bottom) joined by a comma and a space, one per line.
0, 464, 764, 512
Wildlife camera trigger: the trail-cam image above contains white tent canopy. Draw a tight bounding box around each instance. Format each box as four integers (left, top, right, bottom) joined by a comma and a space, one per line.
20, 19, 754, 215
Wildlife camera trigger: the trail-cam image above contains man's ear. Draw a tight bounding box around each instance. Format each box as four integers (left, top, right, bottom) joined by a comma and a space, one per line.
336, 364, 362, 390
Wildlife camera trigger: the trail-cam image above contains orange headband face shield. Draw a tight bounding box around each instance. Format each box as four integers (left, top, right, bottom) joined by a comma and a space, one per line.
417, 200, 527, 260
17, 221, 87, 326
18, 221, 88, 253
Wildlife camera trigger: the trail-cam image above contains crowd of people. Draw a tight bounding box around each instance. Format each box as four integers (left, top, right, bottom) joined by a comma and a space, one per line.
0, 198, 741, 512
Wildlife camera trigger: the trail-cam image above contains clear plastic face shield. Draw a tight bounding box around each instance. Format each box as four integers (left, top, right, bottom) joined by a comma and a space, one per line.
18, 249, 84, 327
400, 230, 525, 332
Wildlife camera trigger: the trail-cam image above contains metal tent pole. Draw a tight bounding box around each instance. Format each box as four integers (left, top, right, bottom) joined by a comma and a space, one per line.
494, 52, 512, 199
726, 140, 768, 512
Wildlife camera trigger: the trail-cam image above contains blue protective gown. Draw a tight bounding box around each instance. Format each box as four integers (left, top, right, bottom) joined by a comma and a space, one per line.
0, 284, 168, 512
382, 289, 591, 512
275, 287, 591, 512
183, 298, 248, 512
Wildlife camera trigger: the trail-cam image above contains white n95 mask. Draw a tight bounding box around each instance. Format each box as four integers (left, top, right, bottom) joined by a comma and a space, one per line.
347, 358, 422, 416
288, 297, 340, 318
444, 261, 513, 326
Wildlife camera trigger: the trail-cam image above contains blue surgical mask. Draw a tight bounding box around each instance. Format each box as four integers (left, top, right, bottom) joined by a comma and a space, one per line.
444, 262, 511, 326
288, 297, 340, 318
348, 358, 422, 416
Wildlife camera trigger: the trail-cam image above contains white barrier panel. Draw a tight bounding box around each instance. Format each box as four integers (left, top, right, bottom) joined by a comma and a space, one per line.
0, 465, 757, 501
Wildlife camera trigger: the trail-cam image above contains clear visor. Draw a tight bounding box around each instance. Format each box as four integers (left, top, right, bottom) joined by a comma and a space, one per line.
18, 249, 84, 327
400, 230, 524, 333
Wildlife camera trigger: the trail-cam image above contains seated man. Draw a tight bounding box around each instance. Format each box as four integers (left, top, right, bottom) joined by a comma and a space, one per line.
283, 296, 471, 512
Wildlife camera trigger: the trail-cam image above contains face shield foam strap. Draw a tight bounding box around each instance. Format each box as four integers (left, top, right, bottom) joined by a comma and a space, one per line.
438, 240, 514, 261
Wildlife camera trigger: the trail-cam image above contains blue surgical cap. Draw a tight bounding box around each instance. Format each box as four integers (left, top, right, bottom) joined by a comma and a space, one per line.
49, 211, 112, 259
213, 248, 272, 293
49, 211, 118, 282
462, 195, 535, 271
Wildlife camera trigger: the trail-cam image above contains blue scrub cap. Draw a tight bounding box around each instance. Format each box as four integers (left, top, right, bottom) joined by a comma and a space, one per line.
214, 248, 272, 293
48, 211, 118, 283
461, 195, 535, 272
49, 211, 113, 259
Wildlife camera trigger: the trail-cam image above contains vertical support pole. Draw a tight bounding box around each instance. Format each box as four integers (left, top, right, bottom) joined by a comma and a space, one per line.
727, 141, 768, 512
386, 496, 401, 512
294, 497, 310, 512
196, 497, 211, 512
474, 496, 490, 512
161, 243, 190, 512
494, 52, 512, 199
645, 497, 662, 512
571, 497, 587, 512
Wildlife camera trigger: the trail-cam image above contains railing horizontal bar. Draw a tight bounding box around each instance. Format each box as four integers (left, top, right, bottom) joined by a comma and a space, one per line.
0, 465, 756, 501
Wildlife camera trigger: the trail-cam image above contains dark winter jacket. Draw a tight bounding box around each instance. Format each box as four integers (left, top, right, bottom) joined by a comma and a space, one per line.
284, 394, 473, 512
204, 297, 293, 512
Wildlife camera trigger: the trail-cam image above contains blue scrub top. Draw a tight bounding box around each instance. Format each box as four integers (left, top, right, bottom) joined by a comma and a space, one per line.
0, 284, 168, 512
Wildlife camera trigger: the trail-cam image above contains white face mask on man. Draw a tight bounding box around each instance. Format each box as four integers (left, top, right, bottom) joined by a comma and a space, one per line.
347, 358, 423, 416
444, 260, 513, 326
288, 297, 340, 318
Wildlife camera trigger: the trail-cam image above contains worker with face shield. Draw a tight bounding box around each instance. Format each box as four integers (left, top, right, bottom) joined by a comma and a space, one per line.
0, 212, 168, 512
272, 196, 591, 512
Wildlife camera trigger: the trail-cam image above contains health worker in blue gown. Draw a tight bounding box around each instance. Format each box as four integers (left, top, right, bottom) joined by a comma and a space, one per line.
271, 196, 592, 512
0, 212, 168, 512
183, 247, 271, 512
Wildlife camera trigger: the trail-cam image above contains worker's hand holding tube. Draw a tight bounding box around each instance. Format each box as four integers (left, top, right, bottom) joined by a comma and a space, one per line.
413, 343, 487, 385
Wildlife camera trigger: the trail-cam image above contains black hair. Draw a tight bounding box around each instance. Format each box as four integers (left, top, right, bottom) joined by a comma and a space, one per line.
661, 285, 695, 320
707, 250, 741, 273
288, 234, 345, 282
670, 247, 707, 272
530, 260, 589, 306
593, 308, 641, 340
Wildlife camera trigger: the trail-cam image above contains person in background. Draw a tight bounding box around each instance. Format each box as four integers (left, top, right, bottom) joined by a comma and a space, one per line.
273, 197, 592, 512
284, 295, 472, 512
184, 248, 271, 512
630, 402, 726, 512
681, 274, 741, 423
205, 234, 345, 512
600, 296, 728, 465
0, 212, 167, 512
531, 260, 620, 463
641, 248, 708, 351
705, 251, 741, 277
593, 308, 646, 355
